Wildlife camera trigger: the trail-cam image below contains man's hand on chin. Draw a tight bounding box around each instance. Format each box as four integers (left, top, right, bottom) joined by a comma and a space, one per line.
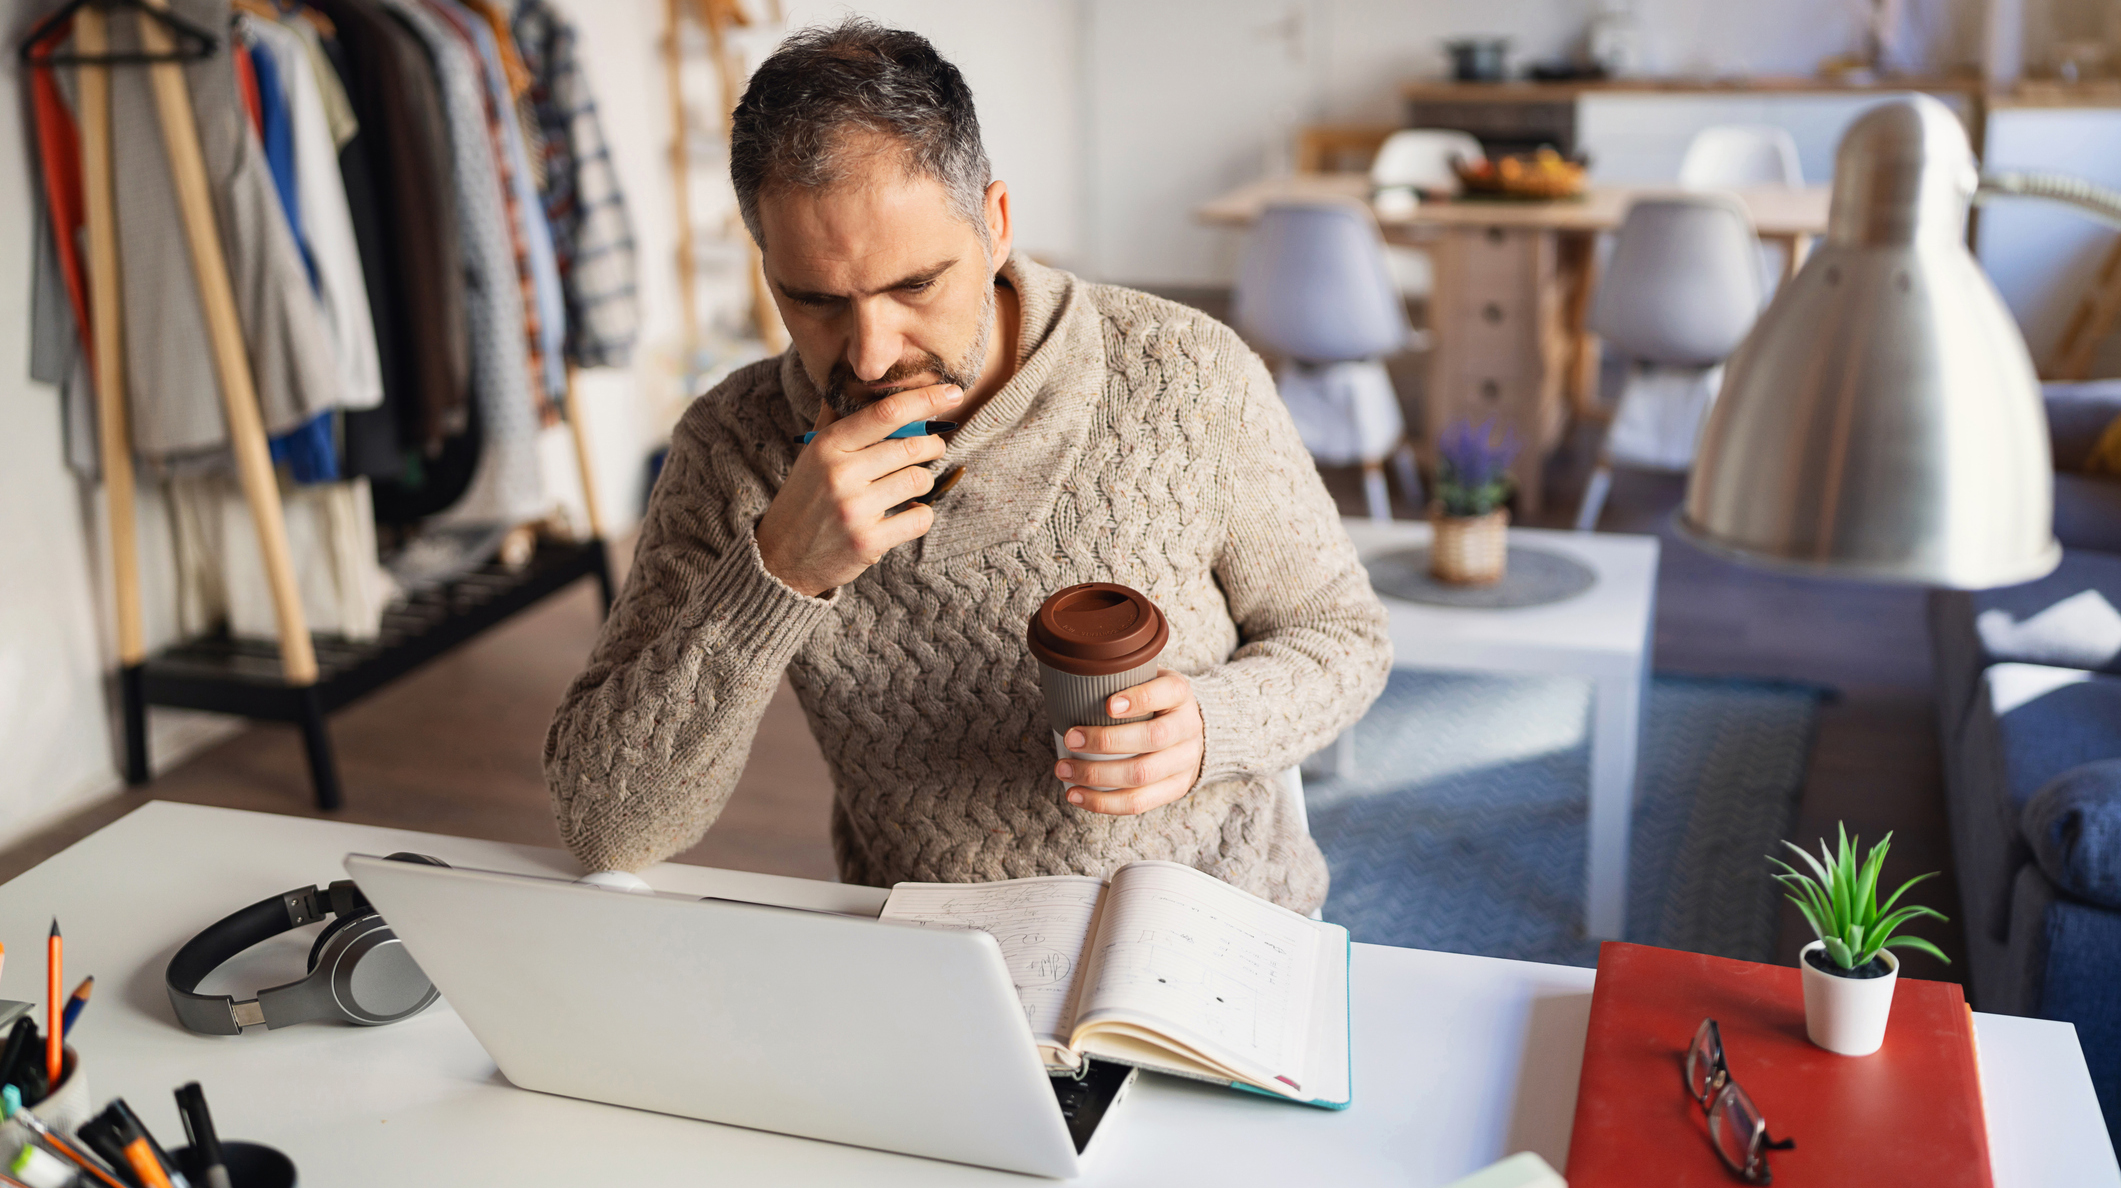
756, 383, 964, 598
1056, 669, 1207, 816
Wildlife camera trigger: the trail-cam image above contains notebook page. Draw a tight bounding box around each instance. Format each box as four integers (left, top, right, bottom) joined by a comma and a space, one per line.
879, 875, 1106, 1046
1074, 861, 1319, 1085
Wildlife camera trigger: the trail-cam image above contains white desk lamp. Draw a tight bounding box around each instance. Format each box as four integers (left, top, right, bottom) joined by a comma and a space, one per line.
1679, 95, 2121, 589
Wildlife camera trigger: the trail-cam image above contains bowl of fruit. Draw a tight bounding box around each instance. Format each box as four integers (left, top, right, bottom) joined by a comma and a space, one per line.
1452, 148, 1589, 201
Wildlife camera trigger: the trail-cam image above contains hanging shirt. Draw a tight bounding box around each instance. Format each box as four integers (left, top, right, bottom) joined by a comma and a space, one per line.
377, 0, 546, 525
244, 30, 318, 288
94, 0, 341, 460
431, 0, 566, 409
514, 0, 637, 369
248, 16, 385, 418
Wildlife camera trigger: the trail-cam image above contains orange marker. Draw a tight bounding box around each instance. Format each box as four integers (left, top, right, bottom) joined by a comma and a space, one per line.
45, 921, 60, 1089
119, 1136, 175, 1188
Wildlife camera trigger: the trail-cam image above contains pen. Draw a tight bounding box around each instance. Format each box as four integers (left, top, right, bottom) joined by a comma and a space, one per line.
44, 921, 59, 1088
911, 465, 966, 507
792, 419, 956, 445
60, 978, 91, 1040
175, 1083, 232, 1188
11, 1107, 133, 1188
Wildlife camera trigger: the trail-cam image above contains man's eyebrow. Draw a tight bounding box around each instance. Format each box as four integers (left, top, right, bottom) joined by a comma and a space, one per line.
775, 258, 958, 304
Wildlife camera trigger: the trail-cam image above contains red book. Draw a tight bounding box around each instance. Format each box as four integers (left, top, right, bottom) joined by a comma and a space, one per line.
1566, 941, 1990, 1187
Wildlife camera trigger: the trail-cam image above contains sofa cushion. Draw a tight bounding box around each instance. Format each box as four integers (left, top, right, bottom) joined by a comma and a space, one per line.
1990, 665, 2121, 809
2025, 759, 2121, 909
2045, 381, 2121, 471
1971, 551, 2121, 678
2055, 474, 2121, 556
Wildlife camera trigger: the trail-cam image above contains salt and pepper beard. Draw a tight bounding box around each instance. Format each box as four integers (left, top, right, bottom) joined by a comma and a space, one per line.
821, 275, 997, 419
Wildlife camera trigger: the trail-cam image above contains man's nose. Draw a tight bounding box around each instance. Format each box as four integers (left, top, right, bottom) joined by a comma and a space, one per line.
847, 299, 908, 382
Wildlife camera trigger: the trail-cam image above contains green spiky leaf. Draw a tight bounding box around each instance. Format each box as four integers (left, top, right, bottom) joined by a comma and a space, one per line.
1822, 935, 1855, 968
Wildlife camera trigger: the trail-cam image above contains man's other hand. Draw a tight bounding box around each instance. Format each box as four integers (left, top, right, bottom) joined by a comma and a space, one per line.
1056, 669, 1206, 816
757, 384, 963, 597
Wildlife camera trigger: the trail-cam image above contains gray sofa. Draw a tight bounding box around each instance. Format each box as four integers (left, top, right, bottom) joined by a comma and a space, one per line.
1931, 383, 2121, 1131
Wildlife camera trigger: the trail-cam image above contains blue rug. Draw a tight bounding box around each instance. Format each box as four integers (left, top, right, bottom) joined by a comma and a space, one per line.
1308, 670, 1825, 967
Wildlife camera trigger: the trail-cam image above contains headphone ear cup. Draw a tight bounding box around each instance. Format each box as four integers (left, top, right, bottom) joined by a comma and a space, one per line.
307, 912, 364, 974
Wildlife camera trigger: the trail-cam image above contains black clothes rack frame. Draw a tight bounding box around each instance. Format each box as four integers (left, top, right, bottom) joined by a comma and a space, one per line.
34, 0, 615, 811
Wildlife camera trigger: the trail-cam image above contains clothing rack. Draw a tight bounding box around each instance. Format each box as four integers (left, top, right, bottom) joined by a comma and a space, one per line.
51, 0, 612, 810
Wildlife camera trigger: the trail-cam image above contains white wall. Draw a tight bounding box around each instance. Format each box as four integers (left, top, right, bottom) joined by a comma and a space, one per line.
0, 10, 246, 849
1980, 105, 2121, 378
1082, 0, 1982, 285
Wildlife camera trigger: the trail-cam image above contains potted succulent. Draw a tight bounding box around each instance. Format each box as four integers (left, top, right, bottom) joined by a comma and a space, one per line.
1430, 419, 1519, 585
1770, 824, 1950, 1056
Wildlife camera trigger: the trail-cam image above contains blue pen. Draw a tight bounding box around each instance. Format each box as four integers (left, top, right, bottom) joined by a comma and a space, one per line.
793, 420, 956, 446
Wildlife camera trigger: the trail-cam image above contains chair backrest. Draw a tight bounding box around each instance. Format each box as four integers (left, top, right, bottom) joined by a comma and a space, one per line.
1678, 125, 1804, 189
1589, 194, 1764, 366
1235, 201, 1409, 364
1369, 129, 1486, 193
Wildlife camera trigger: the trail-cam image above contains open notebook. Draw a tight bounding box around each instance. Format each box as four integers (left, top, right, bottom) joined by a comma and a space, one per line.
880, 860, 1352, 1109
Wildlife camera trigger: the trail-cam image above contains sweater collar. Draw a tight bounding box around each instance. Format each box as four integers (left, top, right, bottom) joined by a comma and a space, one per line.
778, 256, 1105, 564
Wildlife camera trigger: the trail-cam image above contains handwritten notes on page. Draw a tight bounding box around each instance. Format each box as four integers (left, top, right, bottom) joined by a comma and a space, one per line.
1081, 861, 1319, 1083
879, 875, 1106, 1046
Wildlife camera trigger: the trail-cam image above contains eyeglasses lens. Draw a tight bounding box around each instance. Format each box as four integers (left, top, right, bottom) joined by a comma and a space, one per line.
1686, 1019, 1725, 1106
1710, 1083, 1769, 1183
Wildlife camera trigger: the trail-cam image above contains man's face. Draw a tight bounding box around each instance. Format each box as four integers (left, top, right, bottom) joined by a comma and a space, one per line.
759, 145, 1008, 418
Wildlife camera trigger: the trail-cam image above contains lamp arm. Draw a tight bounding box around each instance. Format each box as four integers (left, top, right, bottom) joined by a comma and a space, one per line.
1977, 171, 2121, 230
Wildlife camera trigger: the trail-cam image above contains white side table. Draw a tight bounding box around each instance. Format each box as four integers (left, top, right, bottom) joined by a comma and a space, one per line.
1341, 520, 1660, 940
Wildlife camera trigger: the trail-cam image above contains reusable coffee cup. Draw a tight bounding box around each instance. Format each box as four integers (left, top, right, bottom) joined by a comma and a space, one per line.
1028, 583, 1169, 792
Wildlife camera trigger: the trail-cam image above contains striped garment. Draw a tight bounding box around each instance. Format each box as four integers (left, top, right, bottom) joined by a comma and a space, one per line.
513, 0, 638, 370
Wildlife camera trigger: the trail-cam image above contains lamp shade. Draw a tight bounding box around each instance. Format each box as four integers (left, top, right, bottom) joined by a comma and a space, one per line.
1677, 96, 2059, 589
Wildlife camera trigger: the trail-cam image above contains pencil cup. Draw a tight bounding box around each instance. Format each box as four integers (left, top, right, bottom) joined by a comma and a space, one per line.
173, 1140, 298, 1188
1027, 583, 1169, 793
0, 1046, 89, 1160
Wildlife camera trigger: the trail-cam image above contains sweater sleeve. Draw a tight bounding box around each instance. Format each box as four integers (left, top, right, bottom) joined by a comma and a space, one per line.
1187, 341, 1393, 785
544, 385, 834, 871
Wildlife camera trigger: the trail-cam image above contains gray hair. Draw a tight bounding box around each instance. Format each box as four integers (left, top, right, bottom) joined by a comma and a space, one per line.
730, 18, 992, 249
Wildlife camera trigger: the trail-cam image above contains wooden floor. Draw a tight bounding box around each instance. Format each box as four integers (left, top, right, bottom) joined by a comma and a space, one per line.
0, 324, 1966, 987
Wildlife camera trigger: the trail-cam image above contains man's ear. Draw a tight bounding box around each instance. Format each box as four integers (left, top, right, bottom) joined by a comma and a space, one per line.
984, 179, 1013, 275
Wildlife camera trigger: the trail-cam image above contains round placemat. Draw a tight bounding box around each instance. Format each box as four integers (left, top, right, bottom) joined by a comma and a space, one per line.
1366, 545, 1598, 609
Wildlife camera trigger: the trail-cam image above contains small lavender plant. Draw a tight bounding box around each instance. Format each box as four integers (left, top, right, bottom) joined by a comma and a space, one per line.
1434, 420, 1520, 517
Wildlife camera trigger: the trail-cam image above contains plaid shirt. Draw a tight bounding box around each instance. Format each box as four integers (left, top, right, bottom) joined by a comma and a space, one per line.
513, 0, 638, 369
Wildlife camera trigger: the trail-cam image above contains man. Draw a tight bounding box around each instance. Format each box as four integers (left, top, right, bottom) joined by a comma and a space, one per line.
545, 19, 1390, 914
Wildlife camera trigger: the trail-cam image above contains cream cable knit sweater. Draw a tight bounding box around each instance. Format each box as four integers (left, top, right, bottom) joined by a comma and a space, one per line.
544, 257, 1392, 913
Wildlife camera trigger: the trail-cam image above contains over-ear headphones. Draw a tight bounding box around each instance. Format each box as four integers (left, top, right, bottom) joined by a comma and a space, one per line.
166, 853, 448, 1035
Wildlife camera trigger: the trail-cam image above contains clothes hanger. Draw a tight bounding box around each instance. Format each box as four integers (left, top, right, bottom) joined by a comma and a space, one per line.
19, 0, 222, 66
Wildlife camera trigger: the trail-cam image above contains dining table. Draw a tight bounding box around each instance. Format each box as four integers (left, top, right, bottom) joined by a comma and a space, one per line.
1196, 174, 1832, 514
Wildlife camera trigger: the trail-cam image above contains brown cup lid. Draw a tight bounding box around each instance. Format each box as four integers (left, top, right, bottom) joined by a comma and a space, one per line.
1028, 583, 1169, 676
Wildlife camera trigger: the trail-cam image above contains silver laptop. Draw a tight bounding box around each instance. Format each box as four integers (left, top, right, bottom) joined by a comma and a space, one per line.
344, 855, 1132, 1178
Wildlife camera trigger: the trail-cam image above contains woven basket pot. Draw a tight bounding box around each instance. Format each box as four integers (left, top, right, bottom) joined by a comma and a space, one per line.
1429, 506, 1510, 585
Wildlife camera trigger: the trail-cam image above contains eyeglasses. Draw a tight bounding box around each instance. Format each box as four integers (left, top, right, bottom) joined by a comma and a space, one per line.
1685, 1019, 1796, 1184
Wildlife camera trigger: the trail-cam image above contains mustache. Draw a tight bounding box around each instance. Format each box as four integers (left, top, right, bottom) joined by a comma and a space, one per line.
823, 351, 973, 417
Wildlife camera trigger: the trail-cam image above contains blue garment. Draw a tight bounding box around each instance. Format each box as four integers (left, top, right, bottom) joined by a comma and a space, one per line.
268, 411, 341, 483
247, 37, 317, 289
439, 0, 567, 401
252, 35, 332, 480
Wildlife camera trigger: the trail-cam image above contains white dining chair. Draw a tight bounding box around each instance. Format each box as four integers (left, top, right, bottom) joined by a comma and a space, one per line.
1575, 194, 1765, 532
1678, 125, 1804, 189
1368, 129, 1485, 299
1235, 201, 1422, 522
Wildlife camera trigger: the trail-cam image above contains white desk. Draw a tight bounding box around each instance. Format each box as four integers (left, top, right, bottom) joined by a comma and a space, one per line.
0, 803, 2112, 1186
1343, 520, 1659, 941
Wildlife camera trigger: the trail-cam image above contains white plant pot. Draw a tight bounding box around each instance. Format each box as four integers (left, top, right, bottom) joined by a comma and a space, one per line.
1799, 940, 1899, 1056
